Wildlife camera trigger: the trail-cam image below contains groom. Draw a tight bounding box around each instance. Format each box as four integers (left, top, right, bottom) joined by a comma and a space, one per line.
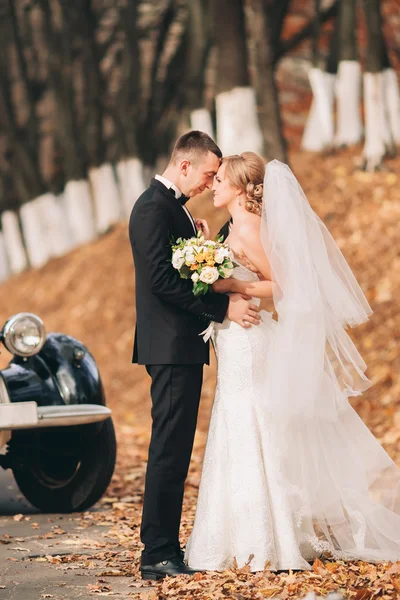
129, 131, 261, 580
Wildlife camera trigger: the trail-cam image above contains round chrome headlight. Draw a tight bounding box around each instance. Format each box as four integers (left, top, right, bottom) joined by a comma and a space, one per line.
2, 313, 46, 357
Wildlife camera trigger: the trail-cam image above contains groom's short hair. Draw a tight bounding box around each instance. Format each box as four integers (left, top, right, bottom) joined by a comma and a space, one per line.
171, 130, 222, 165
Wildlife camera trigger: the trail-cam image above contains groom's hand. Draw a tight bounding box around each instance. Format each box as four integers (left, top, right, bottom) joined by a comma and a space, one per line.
227, 293, 261, 328
195, 219, 210, 239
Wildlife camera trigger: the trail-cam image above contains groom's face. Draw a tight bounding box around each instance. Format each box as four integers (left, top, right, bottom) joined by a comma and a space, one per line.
180, 151, 220, 197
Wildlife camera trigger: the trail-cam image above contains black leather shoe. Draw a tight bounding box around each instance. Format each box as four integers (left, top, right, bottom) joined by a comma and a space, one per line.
141, 557, 201, 580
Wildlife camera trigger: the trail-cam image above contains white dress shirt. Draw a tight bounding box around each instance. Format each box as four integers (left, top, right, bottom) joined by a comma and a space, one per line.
155, 174, 197, 235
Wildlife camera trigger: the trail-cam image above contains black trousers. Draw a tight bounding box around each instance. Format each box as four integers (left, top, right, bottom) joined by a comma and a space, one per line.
141, 364, 203, 565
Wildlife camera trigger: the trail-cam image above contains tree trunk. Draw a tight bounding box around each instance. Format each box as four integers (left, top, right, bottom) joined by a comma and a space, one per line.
215, 0, 249, 94
75, 0, 122, 233
63, 180, 95, 245
0, 2, 54, 271
141, 0, 189, 163
89, 0, 146, 216
335, 0, 362, 147
39, 0, 87, 180
214, 0, 263, 156
190, 109, 214, 137
384, 68, 400, 145
89, 164, 121, 234
37, 192, 73, 257
244, 0, 287, 161
269, 0, 291, 58
0, 3, 45, 202
116, 0, 141, 159
362, 0, 396, 170
38, 0, 96, 243
179, 0, 215, 137
117, 158, 147, 218
0, 232, 10, 282
302, 69, 336, 151
20, 197, 51, 268
302, 0, 336, 151
1, 211, 28, 274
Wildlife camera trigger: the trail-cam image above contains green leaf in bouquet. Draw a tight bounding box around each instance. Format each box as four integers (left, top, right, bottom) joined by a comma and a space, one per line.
193, 281, 208, 296
223, 261, 235, 269
179, 265, 191, 279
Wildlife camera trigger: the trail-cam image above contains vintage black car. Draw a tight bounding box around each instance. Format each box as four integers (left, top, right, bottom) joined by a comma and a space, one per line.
0, 312, 116, 513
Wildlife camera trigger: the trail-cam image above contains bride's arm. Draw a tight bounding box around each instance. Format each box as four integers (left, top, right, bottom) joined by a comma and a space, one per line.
213, 277, 274, 298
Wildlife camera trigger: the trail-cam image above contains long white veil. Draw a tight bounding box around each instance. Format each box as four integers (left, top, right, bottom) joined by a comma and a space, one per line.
261, 160, 373, 421
256, 161, 400, 563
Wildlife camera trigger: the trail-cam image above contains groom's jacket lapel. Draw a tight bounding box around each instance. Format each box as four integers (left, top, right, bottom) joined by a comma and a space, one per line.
150, 178, 196, 239
129, 179, 229, 366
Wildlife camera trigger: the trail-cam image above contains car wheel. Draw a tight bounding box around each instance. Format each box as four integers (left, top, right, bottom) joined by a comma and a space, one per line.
12, 418, 116, 513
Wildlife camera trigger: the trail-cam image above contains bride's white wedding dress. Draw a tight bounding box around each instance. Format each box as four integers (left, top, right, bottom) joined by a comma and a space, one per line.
185, 262, 400, 572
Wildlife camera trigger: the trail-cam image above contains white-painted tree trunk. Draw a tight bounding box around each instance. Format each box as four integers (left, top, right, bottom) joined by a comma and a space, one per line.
190, 108, 214, 137
0, 233, 10, 282
216, 87, 263, 155
363, 72, 393, 171
116, 157, 147, 218
20, 197, 51, 269
37, 192, 73, 257
384, 67, 400, 145
302, 68, 335, 151
64, 179, 96, 245
2, 211, 28, 274
335, 60, 363, 147
89, 163, 121, 235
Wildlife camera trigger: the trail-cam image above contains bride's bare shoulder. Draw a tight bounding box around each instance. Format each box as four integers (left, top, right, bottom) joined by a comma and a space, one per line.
235, 213, 261, 241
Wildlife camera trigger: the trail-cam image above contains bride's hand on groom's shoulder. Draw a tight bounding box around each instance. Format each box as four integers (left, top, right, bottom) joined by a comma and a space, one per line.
195, 219, 210, 239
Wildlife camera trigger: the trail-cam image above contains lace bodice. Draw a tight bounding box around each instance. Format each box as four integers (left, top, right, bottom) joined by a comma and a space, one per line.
232, 263, 259, 283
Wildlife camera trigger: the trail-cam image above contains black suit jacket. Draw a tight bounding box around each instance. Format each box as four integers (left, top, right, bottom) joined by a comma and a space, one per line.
129, 178, 229, 365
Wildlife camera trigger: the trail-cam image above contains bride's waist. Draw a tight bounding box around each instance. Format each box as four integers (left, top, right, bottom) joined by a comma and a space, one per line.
215, 309, 275, 332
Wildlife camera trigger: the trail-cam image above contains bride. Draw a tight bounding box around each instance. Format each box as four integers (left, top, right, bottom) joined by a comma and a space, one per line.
184, 152, 400, 572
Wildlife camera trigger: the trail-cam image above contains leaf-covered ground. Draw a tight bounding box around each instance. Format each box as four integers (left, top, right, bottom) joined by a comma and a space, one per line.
0, 148, 399, 598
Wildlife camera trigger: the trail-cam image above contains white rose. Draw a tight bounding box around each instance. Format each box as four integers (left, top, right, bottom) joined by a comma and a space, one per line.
199, 266, 219, 284
191, 272, 200, 282
172, 249, 185, 270
184, 249, 196, 265
220, 266, 234, 278
214, 248, 226, 264
220, 245, 232, 258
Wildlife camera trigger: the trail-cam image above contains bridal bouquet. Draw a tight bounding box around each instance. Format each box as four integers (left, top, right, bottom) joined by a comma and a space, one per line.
171, 232, 237, 296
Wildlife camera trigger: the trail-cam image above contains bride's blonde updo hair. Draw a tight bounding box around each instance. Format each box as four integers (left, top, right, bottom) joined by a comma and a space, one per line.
222, 152, 265, 216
